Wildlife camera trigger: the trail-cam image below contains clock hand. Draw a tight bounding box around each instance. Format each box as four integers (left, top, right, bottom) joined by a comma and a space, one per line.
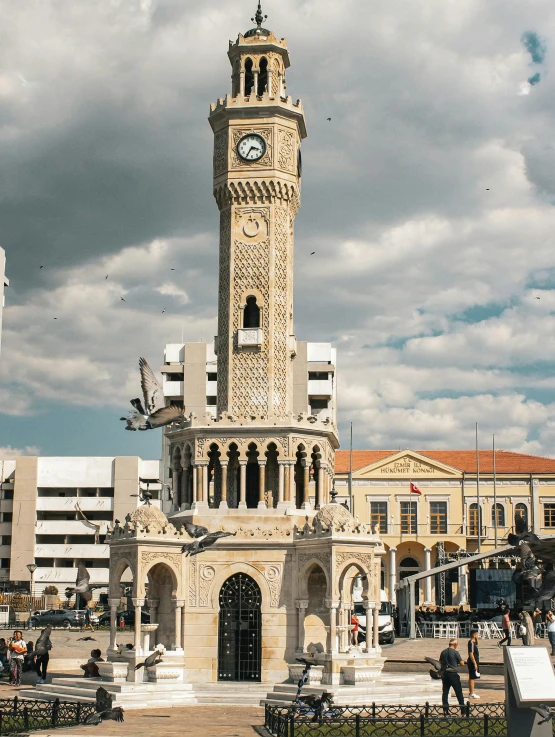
247, 146, 256, 157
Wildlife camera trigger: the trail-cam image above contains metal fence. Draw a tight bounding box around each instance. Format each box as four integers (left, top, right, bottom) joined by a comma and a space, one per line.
265, 702, 512, 737
0, 696, 97, 734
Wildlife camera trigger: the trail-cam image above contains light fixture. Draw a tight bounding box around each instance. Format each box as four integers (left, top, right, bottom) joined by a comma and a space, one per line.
26, 563, 37, 574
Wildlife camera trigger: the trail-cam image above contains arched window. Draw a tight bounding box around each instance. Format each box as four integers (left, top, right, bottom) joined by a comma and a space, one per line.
515, 503, 528, 528
469, 503, 482, 536
399, 557, 419, 568
243, 296, 260, 328
257, 57, 268, 95
244, 58, 254, 96
492, 503, 505, 528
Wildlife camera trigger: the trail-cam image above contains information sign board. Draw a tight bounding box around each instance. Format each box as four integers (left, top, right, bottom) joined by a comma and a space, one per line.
505, 647, 555, 706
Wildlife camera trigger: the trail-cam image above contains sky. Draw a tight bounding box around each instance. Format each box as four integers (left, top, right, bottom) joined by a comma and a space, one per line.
1, 0, 555, 460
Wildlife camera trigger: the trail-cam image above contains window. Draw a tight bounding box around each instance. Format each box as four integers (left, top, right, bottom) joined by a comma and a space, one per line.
515, 503, 528, 527
308, 372, 329, 381
492, 503, 505, 527
258, 57, 268, 95
245, 58, 254, 95
243, 296, 260, 328
310, 398, 328, 411
544, 504, 555, 528
1, 513, 12, 523
468, 503, 482, 536
0, 536, 11, 546
0, 559, 9, 569
206, 396, 217, 406
370, 502, 388, 534
430, 501, 447, 534
400, 501, 417, 534
3, 490, 13, 500
165, 373, 183, 382
207, 372, 217, 381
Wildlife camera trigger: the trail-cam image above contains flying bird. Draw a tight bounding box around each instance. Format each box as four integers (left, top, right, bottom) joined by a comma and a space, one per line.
326, 118, 331, 121
105, 275, 109, 279
508, 513, 540, 547
310, 251, 315, 255
65, 561, 100, 605
181, 520, 235, 557
40, 266, 44, 269
424, 656, 443, 680
77, 636, 96, 642
84, 707, 125, 725
53, 317, 57, 320
535, 296, 541, 300
161, 309, 166, 314
531, 705, 553, 725
170, 268, 175, 270
120, 357, 185, 431
120, 296, 126, 302
76, 502, 101, 544
535, 562, 555, 604
135, 645, 164, 670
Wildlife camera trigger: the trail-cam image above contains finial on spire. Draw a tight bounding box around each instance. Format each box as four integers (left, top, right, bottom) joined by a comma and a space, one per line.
251, 2, 268, 28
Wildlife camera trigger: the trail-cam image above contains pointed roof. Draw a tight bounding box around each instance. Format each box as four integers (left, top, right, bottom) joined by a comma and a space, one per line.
244, 1, 270, 38
334, 449, 555, 474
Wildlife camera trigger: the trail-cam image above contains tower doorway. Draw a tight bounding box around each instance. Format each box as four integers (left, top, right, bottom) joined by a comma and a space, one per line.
218, 573, 262, 681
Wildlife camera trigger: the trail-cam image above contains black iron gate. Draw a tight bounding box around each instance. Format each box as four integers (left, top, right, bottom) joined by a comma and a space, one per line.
218, 573, 261, 681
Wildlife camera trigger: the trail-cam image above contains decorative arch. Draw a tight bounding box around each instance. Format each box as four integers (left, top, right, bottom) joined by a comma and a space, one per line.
109, 554, 135, 598
141, 555, 181, 600
298, 559, 330, 600
209, 562, 273, 613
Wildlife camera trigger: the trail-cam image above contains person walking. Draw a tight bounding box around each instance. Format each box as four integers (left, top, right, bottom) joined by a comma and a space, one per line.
498, 607, 512, 647
467, 629, 480, 699
8, 631, 27, 686
34, 628, 52, 685
533, 608, 543, 638
546, 611, 555, 656
440, 638, 466, 715
81, 605, 95, 633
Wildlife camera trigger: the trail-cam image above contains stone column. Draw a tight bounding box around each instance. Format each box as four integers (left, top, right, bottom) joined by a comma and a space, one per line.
132, 598, 145, 653
388, 548, 397, 605
363, 601, 373, 653
296, 599, 308, 652
289, 462, 296, 507
147, 598, 159, 625
253, 71, 259, 95
202, 464, 209, 504
424, 548, 432, 604
173, 599, 185, 650
239, 461, 247, 508
316, 466, 324, 509
267, 68, 274, 99
326, 599, 340, 654
340, 604, 350, 652
108, 598, 121, 652
192, 462, 197, 503
182, 466, 190, 509
220, 461, 228, 508
239, 70, 245, 97
278, 461, 285, 505
373, 605, 380, 651
283, 462, 290, 503
258, 461, 267, 508
302, 462, 310, 509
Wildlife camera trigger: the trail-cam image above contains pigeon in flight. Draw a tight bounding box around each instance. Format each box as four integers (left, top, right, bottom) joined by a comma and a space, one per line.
181, 520, 235, 557
161, 308, 166, 314
65, 561, 100, 605
135, 645, 165, 670
508, 512, 540, 547
310, 251, 315, 255
84, 707, 124, 725
120, 296, 126, 302
120, 357, 185, 431
535, 562, 555, 604
531, 705, 553, 725
40, 266, 44, 269
327, 118, 331, 121
424, 656, 444, 680
105, 275, 109, 280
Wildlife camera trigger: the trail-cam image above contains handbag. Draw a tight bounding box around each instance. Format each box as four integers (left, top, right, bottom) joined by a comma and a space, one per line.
518, 624, 526, 636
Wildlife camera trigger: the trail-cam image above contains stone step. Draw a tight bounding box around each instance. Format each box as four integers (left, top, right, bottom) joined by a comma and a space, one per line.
48, 678, 193, 693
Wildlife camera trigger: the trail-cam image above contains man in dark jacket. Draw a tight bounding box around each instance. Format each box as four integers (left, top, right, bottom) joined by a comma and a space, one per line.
440, 638, 466, 715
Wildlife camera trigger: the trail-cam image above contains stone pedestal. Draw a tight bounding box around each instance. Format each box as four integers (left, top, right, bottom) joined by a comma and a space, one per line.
146, 664, 185, 683
98, 662, 129, 683
287, 664, 324, 685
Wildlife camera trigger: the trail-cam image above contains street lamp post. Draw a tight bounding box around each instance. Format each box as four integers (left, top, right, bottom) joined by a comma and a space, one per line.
26, 563, 37, 630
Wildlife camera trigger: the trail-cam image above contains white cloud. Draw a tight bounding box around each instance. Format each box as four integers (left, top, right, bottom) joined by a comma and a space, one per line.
0, 445, 40, 459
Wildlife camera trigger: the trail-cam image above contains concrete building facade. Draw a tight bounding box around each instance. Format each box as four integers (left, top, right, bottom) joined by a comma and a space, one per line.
334, 448, 555, 607
0, 456, 160, 595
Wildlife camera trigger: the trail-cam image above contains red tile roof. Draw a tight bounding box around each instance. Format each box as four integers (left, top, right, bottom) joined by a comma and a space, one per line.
334, 449, 555, 474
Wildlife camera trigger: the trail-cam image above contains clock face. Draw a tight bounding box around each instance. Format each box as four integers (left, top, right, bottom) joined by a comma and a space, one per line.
237, 133, 266, 162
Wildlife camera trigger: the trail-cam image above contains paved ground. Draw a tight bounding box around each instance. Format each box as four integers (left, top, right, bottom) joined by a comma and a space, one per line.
0, 634, 542, 735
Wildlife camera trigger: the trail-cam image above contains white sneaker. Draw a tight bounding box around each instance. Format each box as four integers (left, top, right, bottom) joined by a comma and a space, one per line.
38, 678, 45, 684
469, 693, 480, 699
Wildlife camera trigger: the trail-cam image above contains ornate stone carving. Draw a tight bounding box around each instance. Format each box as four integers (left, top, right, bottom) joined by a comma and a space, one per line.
230, 127, 272, 168
252, 562, 283, 607
213, 130, 228, 176
188, 555, 197, 606
335, 551, 372, 575
298, 551, 330, 573
110, 549, 135, 576
141, 551, 182, 570
216, 209, 231, 414
278, 129, 295, 171
199, 564, 216, 607
130, 505, 171, 533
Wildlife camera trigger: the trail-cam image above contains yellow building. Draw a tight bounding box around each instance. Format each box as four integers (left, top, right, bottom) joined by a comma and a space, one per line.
334, 449, 555, 607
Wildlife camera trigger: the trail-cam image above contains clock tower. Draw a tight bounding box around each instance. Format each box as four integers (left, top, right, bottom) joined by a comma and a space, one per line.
209, 3, 306, 420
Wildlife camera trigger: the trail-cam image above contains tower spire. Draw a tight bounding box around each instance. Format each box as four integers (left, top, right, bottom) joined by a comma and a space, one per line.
251, 2, 267, 29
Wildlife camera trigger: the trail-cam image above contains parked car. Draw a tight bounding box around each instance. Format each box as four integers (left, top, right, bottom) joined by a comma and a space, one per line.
30, 609, 84, 629
75, 609, 100, 626
98, 609, 150, 626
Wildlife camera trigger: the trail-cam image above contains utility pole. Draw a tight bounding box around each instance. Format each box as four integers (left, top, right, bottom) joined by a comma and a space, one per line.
493, 433, 498, 558
348, 422, 353, 515
476, 422, 481, 553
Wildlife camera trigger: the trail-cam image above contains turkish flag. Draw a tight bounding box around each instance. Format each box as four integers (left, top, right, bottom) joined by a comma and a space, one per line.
410, 482, 421, 495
